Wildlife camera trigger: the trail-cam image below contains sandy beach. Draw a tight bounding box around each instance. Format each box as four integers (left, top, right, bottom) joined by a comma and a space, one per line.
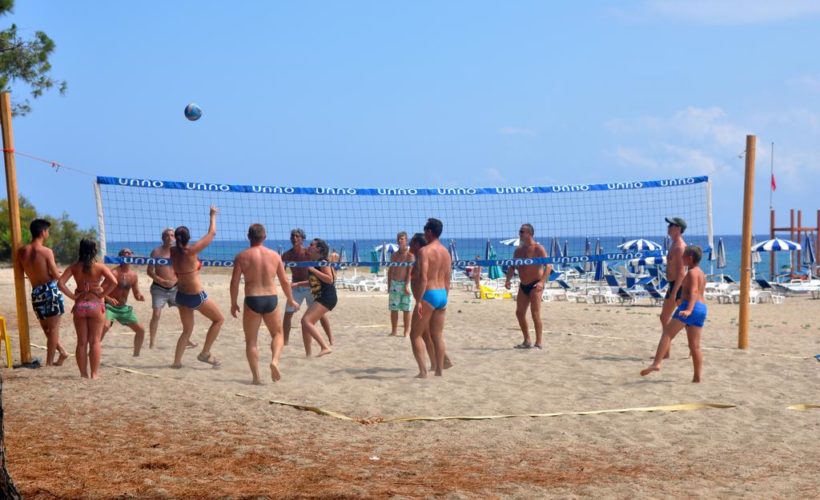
1, 266, 818, 498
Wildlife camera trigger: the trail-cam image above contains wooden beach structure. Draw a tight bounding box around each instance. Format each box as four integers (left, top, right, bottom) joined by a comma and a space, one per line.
769, 208, 819, 278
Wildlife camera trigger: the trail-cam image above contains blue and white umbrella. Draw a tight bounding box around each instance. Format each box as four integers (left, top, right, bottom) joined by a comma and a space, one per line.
618, 239, 662, 252
500, 237, 519, 247
716, 238, 727, 270
751, 238, 801, 252
751, 236, 762, 265
628, 256, 667, 267
374, 242, 399, 253
378, 242, 390, 265
803, 234, 816, 268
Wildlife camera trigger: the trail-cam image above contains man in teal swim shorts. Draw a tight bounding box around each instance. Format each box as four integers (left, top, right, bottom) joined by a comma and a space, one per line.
102, 248, 147, 356
641, 245, 707, 383
409, 218, 451, 378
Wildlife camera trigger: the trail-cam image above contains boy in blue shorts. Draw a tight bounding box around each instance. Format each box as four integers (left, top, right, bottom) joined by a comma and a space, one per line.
641, 245, 706, 383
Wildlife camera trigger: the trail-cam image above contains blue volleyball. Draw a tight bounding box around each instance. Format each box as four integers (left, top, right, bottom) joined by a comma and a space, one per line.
184, 103, 202, 121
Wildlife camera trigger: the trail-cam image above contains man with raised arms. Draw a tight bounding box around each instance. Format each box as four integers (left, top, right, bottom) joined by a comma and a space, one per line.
16, 219, 69, 366
409, 218, 451, 378
147, 228, 191, 349
656, 216, 687, 359
101, 248, 147, 356
387, 231, 414, 337
282, 228, 332, 346
505, 223, 550, 350
230, 224, 298, 385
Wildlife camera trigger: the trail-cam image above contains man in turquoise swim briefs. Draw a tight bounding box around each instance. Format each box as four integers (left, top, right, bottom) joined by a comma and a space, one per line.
409, 218, 451, 378
641, 245, 707, 383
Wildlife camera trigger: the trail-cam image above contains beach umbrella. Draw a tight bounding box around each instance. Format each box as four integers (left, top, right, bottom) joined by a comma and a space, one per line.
378, 242, 390, 265
563, 240, 569, 259
550, 237, 563, 258
448, 239, 460, 268
593, 239, 607, 281
716, 238, 727, 270
374, 242, 399, 253
751, 238, 801, 252
618, 239, 662, 252
803, 234, 816, 269
370, 250, 381, 273
339, 244, 347, 264
500, 237, 519, 247
751, 236, 762, 265
583, 237, 592, 272
484, 239, 504, 280
351, 241, 359, 266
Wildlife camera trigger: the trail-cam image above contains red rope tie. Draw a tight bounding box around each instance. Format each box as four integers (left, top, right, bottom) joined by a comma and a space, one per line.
2, 148, 13, 153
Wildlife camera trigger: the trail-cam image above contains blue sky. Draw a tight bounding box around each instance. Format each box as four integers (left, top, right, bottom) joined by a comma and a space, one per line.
3, 1, 820, 235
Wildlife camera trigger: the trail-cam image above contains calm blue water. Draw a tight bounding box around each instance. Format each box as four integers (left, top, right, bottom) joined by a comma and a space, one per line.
108, 234, 800, 280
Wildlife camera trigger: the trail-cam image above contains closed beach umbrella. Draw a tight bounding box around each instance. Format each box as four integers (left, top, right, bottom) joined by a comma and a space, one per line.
448, 239, 460, 268
751, 236, 762, 265
500, 237, 519, 247
803, 234, 816, 268
618, 239, 662, 252
751, 238, 801, 252
485, 239, 504, 280
351, 241, 359, 266
339, 244, 347, 264
716, 238, 727, 270
370, 249, 380, 273
593, 239, 607, 281
583, 237, 592, 272
379, 242, 389, 265
551, 237, 563, 258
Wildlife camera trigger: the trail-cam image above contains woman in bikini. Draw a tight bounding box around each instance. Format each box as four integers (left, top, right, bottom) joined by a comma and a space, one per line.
57, 239, 118, 379
299, 239, 335, 357
170, 205, 224, 368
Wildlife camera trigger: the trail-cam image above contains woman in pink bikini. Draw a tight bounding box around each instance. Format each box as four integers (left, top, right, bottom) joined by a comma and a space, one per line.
58, 239, 118, 379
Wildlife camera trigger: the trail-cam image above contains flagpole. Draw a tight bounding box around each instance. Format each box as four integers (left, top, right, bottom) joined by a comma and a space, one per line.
769, 142, 774, 211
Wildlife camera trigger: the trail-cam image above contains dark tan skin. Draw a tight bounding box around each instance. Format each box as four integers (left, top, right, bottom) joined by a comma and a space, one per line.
282, 234, 331, 345
505, 225, 550, 348
146, 229, 179, 348
101, 257, 147, 356
16, 227, 68, 365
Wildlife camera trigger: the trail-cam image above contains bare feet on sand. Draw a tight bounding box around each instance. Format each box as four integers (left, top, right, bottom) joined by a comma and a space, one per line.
54, 352, 69, 366
317, 348, 332, 357
640, 366, 660, 376
270, 362, 281, 382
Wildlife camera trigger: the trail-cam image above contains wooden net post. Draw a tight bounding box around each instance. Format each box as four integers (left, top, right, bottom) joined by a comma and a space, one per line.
738, 135, 755, 350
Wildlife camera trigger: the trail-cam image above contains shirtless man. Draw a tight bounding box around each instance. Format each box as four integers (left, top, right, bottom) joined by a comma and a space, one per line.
15, 219, 69, 366
230, 224, 298, 384
505, 223, 550, 350
641, 245, 707, 382
471, 255, 482, 290
282, 229, 331, 346
387, 231, 414, 337
409, 218, 451, 378
409, 233, 452, 373
657, 217, 687, 359
146, 228, 187, 349
101, 248, 147, 356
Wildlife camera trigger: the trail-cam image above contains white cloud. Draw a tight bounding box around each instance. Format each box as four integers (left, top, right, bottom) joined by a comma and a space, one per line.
643, 0, 820, 25
498, 127, 536, 137
483, 167, 505, 183
787, 75, 820, 93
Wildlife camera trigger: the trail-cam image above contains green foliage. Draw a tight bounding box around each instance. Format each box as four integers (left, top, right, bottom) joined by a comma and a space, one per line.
0, 0, 67, 115
0, 196, 96, 263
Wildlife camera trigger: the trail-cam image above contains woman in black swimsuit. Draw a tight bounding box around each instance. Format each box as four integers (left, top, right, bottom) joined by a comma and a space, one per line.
300, 239, 335, 357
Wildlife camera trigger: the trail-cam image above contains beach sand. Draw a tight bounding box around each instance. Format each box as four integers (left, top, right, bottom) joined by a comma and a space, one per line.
1, 267, 818, 498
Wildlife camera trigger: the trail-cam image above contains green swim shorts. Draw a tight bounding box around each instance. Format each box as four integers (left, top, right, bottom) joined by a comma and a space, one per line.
105, 304, 138, 325
389, 280, 411, 312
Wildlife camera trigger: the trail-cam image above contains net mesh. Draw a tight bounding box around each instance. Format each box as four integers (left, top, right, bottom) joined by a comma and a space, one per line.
95, 176, 713, 266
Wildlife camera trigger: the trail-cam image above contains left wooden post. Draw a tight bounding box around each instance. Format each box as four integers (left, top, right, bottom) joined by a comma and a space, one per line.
1, 92, 31, 364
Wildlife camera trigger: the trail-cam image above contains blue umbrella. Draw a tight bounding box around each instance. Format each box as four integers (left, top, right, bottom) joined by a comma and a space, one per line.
351, 241, 359, 266
803, 234, 816, 269
716, 238, 727, 270
563, 240, 569, 259
485, 239, 504, 280
551, 237, 563, 258
618, 239, 662, 251
752, 238, 801, 252
594, 239, 607, 281
583, 237, 592, 272
339, 245, 347, 263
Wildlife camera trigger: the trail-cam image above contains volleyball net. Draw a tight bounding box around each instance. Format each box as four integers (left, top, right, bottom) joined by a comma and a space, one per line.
94, 175, 713, 268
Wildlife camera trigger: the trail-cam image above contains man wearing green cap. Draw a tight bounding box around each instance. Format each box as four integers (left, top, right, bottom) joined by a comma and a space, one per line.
657, 216, 687, 358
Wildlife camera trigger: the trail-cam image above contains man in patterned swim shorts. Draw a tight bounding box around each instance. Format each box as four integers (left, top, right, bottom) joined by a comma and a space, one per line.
16, 219, 69, 366
387, 231, 414, 337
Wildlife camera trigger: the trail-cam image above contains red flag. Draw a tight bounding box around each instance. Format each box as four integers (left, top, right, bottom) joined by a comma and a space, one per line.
771, 173, 777, 191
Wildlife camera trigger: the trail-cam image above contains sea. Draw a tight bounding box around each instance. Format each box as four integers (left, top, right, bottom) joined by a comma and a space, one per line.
108, 234, 805, 281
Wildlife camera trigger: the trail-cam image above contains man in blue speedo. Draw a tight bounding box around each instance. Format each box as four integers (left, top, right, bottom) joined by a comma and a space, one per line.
409, 218, 451, 378
641, 245, 707, 383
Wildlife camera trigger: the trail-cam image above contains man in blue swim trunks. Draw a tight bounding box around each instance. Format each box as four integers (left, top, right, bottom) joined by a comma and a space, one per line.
16, 219, 69, 366
409, 218, 451, 378
641, 245, 707, 383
